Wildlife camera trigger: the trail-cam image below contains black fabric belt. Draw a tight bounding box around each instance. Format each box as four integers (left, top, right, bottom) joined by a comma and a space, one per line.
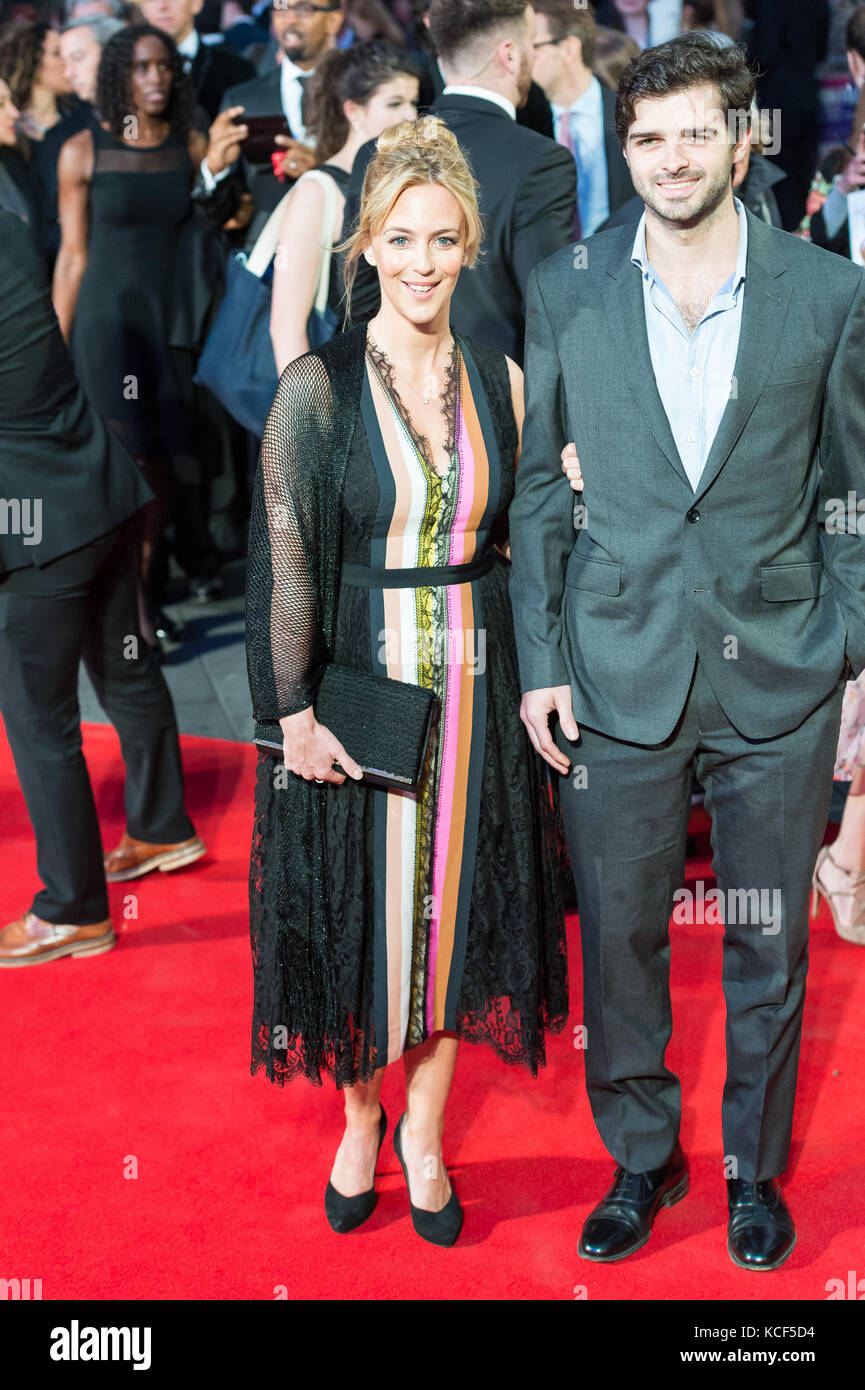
340, 553, 495, 589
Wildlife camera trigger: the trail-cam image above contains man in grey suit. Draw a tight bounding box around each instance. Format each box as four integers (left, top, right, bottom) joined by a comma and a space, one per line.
509, 34, 865, 1270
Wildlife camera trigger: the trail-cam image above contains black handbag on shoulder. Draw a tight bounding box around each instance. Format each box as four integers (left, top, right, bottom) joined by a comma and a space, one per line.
253, 663, 439, 793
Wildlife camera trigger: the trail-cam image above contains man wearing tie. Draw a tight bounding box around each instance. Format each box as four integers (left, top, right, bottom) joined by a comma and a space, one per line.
197, 0, 344, 245
532, 0, 633, 239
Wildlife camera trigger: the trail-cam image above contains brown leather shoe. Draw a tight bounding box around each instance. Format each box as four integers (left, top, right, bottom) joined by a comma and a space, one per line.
103, 830, 206, 882
0, 911, 115, 967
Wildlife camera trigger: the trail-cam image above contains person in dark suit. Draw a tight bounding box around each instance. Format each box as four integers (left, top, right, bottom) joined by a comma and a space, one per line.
510, 34, 865, 1271
406, 0, 555, 137
745, 0, 830, 232
532, 0, 633, 236
138, 0, 256, 121
197, 0, 344, 246
0, 211, 205, 967
341, 0, 577, 364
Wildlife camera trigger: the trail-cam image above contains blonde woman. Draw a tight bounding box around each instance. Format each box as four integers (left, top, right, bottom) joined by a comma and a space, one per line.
269, 40, 419, 375
246, 117, 568, 1247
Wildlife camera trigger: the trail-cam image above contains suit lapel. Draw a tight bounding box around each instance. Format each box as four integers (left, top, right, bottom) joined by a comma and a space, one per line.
693, 212, 791, 501
605, 226, 694, 492
603, 208, 791, 499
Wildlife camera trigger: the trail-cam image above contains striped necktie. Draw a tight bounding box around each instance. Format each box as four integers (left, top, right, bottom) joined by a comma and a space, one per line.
556, 108, 583, 242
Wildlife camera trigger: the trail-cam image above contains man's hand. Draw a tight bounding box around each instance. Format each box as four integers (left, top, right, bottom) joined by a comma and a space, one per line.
204, 106, 248, 177
520, 686, 579, 774
274, 136, 316, 179
561, 442, 584, 492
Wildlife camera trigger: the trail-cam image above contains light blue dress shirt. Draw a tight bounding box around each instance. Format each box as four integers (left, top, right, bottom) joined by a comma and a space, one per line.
552, 76, 609, 237
631, 196, 748, 491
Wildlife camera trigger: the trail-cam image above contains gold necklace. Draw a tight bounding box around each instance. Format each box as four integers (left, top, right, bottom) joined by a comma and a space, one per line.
367, 335, 454, 406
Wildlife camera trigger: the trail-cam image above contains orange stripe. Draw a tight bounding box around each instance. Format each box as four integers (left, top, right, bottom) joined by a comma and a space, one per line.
456, 362, 490, 563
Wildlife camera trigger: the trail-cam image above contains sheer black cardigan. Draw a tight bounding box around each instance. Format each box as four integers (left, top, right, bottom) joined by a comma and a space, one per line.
244, 321, 521, 1083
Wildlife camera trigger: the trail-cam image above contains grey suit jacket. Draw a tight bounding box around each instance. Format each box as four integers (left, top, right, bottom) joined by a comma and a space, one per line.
508, 207, 865, 743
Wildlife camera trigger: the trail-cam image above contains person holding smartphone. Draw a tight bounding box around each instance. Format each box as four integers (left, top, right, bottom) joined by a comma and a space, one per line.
198, 0, 346, 248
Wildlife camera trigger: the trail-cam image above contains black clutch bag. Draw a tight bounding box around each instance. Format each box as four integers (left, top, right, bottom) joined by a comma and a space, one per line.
253, 663, 440, 793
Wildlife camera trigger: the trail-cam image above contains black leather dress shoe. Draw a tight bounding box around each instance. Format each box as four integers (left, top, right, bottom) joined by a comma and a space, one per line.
727, 1178, 796, 1271
578, 1144, 688, 1262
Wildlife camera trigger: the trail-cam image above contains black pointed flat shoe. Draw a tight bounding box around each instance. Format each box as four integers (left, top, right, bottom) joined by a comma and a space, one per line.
393, 1111, 463, 1247
727, 1178, 796, 1271
324, 1105, 387, 1234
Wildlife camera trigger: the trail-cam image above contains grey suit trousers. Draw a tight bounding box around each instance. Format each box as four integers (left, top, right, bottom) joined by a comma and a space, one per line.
555, 656, 845, 1182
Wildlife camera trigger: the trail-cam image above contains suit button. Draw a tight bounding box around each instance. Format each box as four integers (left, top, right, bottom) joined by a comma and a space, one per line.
687, 508, 701, 523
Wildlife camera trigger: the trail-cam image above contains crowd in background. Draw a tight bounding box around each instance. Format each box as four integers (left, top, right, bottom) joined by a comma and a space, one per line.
1, 1, 862, 655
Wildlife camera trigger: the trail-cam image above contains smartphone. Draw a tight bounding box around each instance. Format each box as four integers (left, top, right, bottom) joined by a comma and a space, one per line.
236, 114, 291, 163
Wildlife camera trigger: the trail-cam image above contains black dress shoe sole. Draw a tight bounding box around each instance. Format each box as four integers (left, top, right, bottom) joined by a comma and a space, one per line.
727, 1229, 796, 1272
577, 1170, 690, 1263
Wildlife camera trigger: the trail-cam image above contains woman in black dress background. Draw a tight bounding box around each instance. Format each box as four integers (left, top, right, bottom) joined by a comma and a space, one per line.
52, 25, 220, 649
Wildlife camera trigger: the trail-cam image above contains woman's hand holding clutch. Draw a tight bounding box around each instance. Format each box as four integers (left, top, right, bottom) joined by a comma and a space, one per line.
278, 707, 364, 785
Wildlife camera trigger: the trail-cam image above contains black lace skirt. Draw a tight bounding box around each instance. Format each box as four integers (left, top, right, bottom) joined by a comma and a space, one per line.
249, 555, 570, 1088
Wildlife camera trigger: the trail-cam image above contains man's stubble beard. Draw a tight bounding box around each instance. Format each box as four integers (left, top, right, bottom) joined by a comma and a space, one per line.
635, 160, 735, 231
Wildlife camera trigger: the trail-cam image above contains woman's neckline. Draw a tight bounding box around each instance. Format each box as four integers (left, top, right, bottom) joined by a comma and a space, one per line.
99, 120, 174, 151
364, 327, 461, 483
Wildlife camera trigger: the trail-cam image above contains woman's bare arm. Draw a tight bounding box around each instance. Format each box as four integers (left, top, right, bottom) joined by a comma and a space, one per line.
52, 128, 93, 341
270, 176, 345, 375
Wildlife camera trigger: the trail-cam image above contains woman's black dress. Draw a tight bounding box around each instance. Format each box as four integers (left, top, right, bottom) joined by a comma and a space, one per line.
71, 119, 199, 471
249, 327, 570, 1088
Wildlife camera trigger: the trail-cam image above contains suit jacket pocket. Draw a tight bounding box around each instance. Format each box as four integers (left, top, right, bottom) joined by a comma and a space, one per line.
763, 360, 823, 387
565, 552, 622, 596
760, 561, 826, 601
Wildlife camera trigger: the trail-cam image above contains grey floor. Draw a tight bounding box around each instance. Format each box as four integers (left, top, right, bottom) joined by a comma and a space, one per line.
77, 557, 254, 743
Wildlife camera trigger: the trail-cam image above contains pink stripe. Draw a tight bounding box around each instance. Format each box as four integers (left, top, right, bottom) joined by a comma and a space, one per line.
426, 585, 462, 1029
448, 398, 475, 566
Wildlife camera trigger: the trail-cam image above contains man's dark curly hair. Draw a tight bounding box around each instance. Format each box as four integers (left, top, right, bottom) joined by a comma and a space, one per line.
95, 24, 195, 141
615, 32, 756, 147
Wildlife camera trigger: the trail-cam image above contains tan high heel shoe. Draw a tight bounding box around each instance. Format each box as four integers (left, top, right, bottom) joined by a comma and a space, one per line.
811, 845, 865, 945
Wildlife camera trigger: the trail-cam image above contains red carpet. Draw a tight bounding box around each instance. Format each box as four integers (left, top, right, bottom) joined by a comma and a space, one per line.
2, 722, 864, 1301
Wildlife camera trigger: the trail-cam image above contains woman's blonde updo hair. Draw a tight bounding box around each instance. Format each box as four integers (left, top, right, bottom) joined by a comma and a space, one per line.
341, 116, 484, 322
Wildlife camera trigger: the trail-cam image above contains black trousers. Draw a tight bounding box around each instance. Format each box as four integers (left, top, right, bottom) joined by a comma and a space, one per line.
555, 657, 845, 1183
0, 523, 195, 925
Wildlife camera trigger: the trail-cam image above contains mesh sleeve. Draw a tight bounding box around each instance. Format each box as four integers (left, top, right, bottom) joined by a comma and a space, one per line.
245, 354, 335, 722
